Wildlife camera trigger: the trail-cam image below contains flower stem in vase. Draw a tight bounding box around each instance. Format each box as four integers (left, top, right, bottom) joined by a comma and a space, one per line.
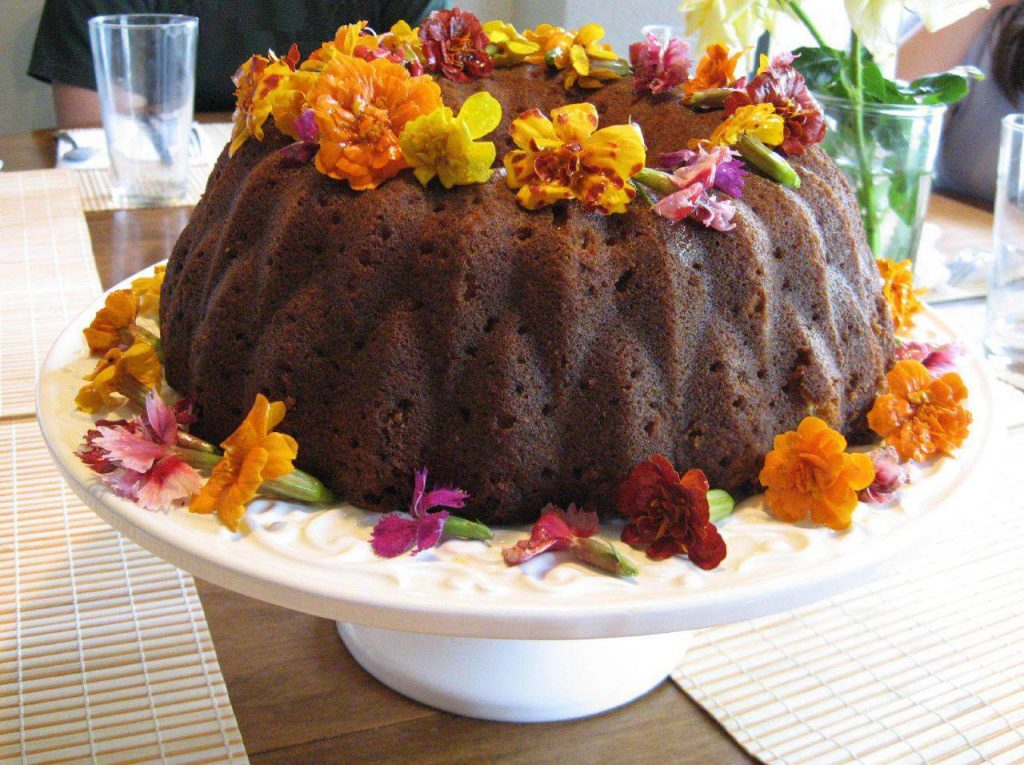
849, 34, 880, 258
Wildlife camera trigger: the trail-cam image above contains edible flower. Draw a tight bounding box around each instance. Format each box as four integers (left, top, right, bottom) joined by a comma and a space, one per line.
895, 340, 965, 376
398, 91, 502, 188
877, 257, 924, 333
76, 391, 202, 511
523, 23, 623, 90
189, 394, 298, 530
616, 455, 731, 569
279, 108, 320, 165
83, 289, 139, 354
418, 8, 494, 82
637, 146, 745, 231
503, 504, 638, 577
369, 468, 488, 557
379, 20, 423, 64
229, 52, 294, 155
867, 359, 972, 462
758, 416, 876, 531
75, 339, 162, 413
724, 52, 825, 156
503, 103, 646, 214
269, 68, 320, 140
858, 445, 910, 504
629, 33, 691, 96
707, 103, 784, 149
310, 55, 441, 190
130, 265, 165, 318
683, 44, 745, 98
483, 20, 539, 66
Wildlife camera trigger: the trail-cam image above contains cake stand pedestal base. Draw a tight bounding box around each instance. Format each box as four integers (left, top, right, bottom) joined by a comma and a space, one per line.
337, 622, 694, 722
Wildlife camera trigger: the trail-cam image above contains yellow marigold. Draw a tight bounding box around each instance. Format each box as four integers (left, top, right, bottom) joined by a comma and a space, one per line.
522, 23, 574, 65
399, 92, 501, 188
484, 20, 540, 66
83, 289, 138, 354
75, 339, 162, 413
130, 264, 165, 318
190, 394, 298, 531
503, 103, 647, 214
877, 257, 923, 333
867, 360, 972, 462
302, 21, 378, 75
683, 44, 745, 96
310, 55, 441, 190
707, 103, 784, 148
759, 416, 875, 530
380, 19, 422, 60
270, 68, 320, 139
229, 53, 293, 156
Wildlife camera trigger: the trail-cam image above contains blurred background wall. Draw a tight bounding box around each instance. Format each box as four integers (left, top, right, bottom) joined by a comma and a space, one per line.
1, 0, 54, 134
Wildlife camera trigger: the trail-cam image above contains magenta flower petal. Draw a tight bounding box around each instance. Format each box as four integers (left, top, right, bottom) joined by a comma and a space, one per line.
502, 508, 576, 565
92, 424, 172, 473
895, 341, 964, 376
692, 194, 737, 232
560, 503, 599, 537
859, 445, 910, 504
411, 467, 469, 515
658, 148, 696, 169
144, 390, 177, 445
295, 108, 319, 144
413, 510, 449, 554
630, 33, 691, 95
370, 513, 421, 558
101, 468, 144, 501
714, 158, 747, 197
135, 456, 203, 511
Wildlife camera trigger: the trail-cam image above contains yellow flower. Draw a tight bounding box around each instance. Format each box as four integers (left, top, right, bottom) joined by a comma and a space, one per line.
523, 23, 621, 89
399, 92, 502, 188
380, 20, 423, 60
877, 257, 923, 333
484, 20, 540, 66
679, 0, 776, 52
229, 54, 293, 155
270, 68, 320, 139
503, 103, 647, 214
130, 264, 165, 318
707, 103, 785, 148
302, 21, 378, 75
523, 24, 574, 66
83, 289, 138, 354
75, 339, 162, 413
190, 394, 298, 531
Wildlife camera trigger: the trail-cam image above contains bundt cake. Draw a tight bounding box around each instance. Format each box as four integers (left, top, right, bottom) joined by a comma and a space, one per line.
160, 50, 895, 524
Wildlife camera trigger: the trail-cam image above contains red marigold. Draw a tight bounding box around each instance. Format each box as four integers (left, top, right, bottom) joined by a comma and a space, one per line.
724, 53, 824, 156
615, 455, 726, 569
418, 8, 494, 82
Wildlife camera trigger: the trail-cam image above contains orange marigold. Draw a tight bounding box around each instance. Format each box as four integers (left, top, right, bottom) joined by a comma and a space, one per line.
759, 416, 875, 531
877, 257, 923, 333
190, 394, 298, 531
83, 289, 138, 354
310, 55, 442, 189
867, 359, 971, 462
683, 44, 744, 97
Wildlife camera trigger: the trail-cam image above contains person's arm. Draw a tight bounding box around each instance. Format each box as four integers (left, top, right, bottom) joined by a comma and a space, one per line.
53, 83, 103, 128
897, 0, 1014, 81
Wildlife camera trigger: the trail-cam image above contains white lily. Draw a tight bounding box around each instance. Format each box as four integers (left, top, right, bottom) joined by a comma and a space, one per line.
845, 0, 990, 61
679, 0, 777, 51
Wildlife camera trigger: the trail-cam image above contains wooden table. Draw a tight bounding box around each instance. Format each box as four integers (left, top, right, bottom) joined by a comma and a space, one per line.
0, 128, 993, 763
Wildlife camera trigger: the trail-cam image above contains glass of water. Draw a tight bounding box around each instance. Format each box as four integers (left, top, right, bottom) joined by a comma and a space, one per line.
88, 14, 198, 207
986, 114, 1024, 388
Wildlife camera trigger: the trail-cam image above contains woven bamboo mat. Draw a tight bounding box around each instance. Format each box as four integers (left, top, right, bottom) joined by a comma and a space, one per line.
674, 305, 1024, 765
0, 169, 246, 763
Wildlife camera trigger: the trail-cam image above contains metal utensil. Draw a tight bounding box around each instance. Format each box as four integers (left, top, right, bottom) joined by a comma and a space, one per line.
55, 131, 98, 163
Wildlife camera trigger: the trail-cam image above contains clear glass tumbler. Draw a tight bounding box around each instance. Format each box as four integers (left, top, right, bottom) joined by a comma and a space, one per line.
88, 14, 198, 207
985, 114, 1024, 388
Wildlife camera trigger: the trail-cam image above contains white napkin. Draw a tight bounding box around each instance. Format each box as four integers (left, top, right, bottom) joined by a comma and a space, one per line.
55, 123, 232, 170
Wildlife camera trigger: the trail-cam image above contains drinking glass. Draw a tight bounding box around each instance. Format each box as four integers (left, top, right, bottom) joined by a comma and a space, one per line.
88, 14, 198, 207
985, 114, 1024, 388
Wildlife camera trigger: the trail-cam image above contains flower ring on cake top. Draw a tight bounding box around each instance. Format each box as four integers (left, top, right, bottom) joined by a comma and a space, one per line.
418, 8, 494, 82
83, 289, 139, 354
616, 456, 734, 569
724, 52, 825, 156
702, 101, 803, 189
633, 146, 746, 231
629, 33, 692, 96
399, 91, 502, 188
867, 359, 972, 463
130, 264, 165, 318
524, 23, 626, 90
309, 55, 441, 190
75, 339, 162, 414
877, 257, 924, 333
503, 103, 646, 214
229, 45, 298, 156
483, 20, 540, 67
758, 416, 876, 531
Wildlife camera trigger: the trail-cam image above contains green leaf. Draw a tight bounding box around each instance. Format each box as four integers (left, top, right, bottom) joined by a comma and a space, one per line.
900, 68, 984, 104
792, 45, 851, 97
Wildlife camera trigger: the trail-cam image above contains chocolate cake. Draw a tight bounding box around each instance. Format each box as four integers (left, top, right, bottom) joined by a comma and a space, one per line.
160, 66, 895, 524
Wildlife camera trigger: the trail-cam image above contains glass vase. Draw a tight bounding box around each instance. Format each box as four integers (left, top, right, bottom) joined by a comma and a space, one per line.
814, 94, 947, 267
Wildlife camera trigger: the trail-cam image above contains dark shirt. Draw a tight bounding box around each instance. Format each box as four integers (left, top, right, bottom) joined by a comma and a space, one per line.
29, 0, 445, 112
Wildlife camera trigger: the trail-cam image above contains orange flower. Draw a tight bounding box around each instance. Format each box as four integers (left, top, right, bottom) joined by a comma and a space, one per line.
759, 416, 875, 531
877, 257, 923, 333
75, 339, 162, 413
867, 359, 971, 462
130, 264, 165, 317
83, 289, 138, 354
683, 44, 744, 97
190, 394, 298, 530
270, 68, 320, 139
310, 55, 442, 190
229, 52, 294, 155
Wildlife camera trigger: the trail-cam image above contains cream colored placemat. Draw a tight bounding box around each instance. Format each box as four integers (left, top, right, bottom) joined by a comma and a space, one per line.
675, 366, 1024, 764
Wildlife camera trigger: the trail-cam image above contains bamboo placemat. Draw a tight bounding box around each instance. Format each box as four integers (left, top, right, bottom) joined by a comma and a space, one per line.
675, 337, 1024, 764
0, 169, 247, 762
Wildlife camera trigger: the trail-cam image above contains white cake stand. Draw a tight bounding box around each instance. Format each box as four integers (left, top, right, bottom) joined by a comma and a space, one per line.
37, 270, 995, 722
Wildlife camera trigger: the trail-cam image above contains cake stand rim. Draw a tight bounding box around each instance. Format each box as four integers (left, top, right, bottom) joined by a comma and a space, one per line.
37, 264, 998, 640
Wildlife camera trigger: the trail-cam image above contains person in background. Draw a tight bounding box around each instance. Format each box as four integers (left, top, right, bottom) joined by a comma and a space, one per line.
28, 0, 445, 128
899, 0, 1023, 203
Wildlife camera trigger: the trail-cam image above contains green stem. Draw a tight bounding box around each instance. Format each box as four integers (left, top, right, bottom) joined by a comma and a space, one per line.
133, 325, 163, 361
736, 135, 801, 188
593, 58, 632, 76
849, 33, 880, 257
683, 87, 734, 110
174, 448, 335, 504
784, 0, 829, 49
574, 537, 639, 578
708, 489, 736, 524
633, 167, 679, 196
443, 515, 493, 542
